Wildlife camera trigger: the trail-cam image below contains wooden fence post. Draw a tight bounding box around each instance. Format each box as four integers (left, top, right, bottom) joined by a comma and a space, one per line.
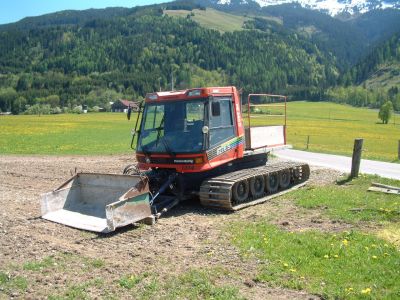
306, 135, 310, 150
351, 138, 363, 178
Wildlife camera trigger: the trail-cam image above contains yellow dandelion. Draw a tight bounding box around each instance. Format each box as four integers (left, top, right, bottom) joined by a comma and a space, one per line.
324, 255, 329, 259
283, 263, 289, 267
289, 268, 297, 272
342, 239, 349, 246
372, 255, 377, 259
300, 276, 305, 279
371, 244, 377, 248
384, 244, 389, 247
334, 254, 339, 258
361, 288, 372, 295
364, 246, 369, 251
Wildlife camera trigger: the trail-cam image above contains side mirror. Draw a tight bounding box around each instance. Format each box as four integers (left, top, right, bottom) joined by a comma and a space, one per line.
127, 106, 132, 120
211, 102, 220, 116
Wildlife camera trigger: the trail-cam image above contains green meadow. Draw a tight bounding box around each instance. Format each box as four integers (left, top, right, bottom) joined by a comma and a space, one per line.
0, 113, 136, 155
250, 101, 400, 162
0, 101, 398, 160
165, 8, 251, 33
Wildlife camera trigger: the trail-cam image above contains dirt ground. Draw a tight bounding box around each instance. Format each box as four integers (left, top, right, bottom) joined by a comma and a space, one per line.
0, 154, 344, 299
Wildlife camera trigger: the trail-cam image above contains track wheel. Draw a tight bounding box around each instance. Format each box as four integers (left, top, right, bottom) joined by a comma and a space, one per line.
279, 169, 291, 189
292, 167, 301, 184
265, 173, 279, 193
232, 180, 249, 204
250, 176, 265, 198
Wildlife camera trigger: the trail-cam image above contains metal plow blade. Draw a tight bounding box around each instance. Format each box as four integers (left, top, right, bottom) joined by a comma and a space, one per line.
41, 173, 152, 233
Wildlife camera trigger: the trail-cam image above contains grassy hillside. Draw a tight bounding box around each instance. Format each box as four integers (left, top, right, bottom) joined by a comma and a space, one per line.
363, 62, 400, 90
0, 102, 399, 161
164, 8, 250, 32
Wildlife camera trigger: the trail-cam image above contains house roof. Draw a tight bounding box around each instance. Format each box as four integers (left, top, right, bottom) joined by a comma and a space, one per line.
118, 99, 139, 108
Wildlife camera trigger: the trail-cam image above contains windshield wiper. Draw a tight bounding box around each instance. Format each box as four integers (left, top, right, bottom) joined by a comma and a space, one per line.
155, 115, 165, 148
153, 116, 175, 156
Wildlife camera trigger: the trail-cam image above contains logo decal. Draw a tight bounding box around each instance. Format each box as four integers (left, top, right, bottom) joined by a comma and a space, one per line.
207, 136, 243, 161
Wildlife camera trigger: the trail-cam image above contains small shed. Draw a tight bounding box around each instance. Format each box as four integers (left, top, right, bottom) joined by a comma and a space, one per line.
111, 100, 139, 113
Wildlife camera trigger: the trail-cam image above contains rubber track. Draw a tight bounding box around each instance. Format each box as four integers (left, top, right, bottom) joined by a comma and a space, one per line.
199, 161, 310, 210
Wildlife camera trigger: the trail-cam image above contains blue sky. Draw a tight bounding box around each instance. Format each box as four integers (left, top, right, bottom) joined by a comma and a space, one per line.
0, 0, 166, 25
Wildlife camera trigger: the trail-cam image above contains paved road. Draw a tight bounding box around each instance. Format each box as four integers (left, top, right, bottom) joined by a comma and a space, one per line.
273, 149, 400, 180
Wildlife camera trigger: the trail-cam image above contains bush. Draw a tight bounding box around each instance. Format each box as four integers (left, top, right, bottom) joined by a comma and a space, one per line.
51, 107, 62, 114
62, 107, 71, 113
24, 104, 51, 115
72, 105, 82, 114
91, 106, 101, 112
378, 101, 393, 124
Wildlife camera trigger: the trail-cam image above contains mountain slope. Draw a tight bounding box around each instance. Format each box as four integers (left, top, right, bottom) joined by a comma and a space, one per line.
259, 4, 367, 67
348, 8, 400, 44
211, 0, 400, 16
345, 32, 400, 86
0, 4, 340, 113
0, 7, 132, 31
198, 0, 400, 67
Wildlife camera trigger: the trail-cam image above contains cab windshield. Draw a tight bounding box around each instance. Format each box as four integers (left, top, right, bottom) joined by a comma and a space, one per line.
137, 99, 206, 154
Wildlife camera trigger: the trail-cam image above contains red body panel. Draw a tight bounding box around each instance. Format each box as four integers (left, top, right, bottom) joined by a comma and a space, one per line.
136, 86, 245, 173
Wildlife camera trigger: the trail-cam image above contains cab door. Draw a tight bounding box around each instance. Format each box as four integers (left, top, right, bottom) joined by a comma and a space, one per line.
209, 97, 236, 148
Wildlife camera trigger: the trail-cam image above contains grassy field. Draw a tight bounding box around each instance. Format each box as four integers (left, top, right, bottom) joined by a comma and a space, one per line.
232, 223, 400, 299
164, 8, 250, 32
0, 113, 136, 155
0, 101, 399, 160
293, 175, 400, 225
231, 174, 400, 299
250, 101, 400, 162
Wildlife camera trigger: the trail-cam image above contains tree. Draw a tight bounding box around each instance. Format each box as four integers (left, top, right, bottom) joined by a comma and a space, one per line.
25, 104, 51, 116
11, 96, 27, 114
0, 88, 18, 112
46, 95, 60, 107
16, 75, 30, 91
378, 101, 394, 124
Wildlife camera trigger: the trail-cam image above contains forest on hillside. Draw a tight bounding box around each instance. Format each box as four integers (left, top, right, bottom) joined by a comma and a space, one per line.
0, 1, 399, 114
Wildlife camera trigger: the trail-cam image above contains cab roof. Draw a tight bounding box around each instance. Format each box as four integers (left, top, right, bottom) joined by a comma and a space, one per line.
145, 86, 237, 102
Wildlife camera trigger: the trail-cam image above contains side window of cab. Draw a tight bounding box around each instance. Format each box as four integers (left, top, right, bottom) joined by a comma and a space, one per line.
209, 98, 235, 147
